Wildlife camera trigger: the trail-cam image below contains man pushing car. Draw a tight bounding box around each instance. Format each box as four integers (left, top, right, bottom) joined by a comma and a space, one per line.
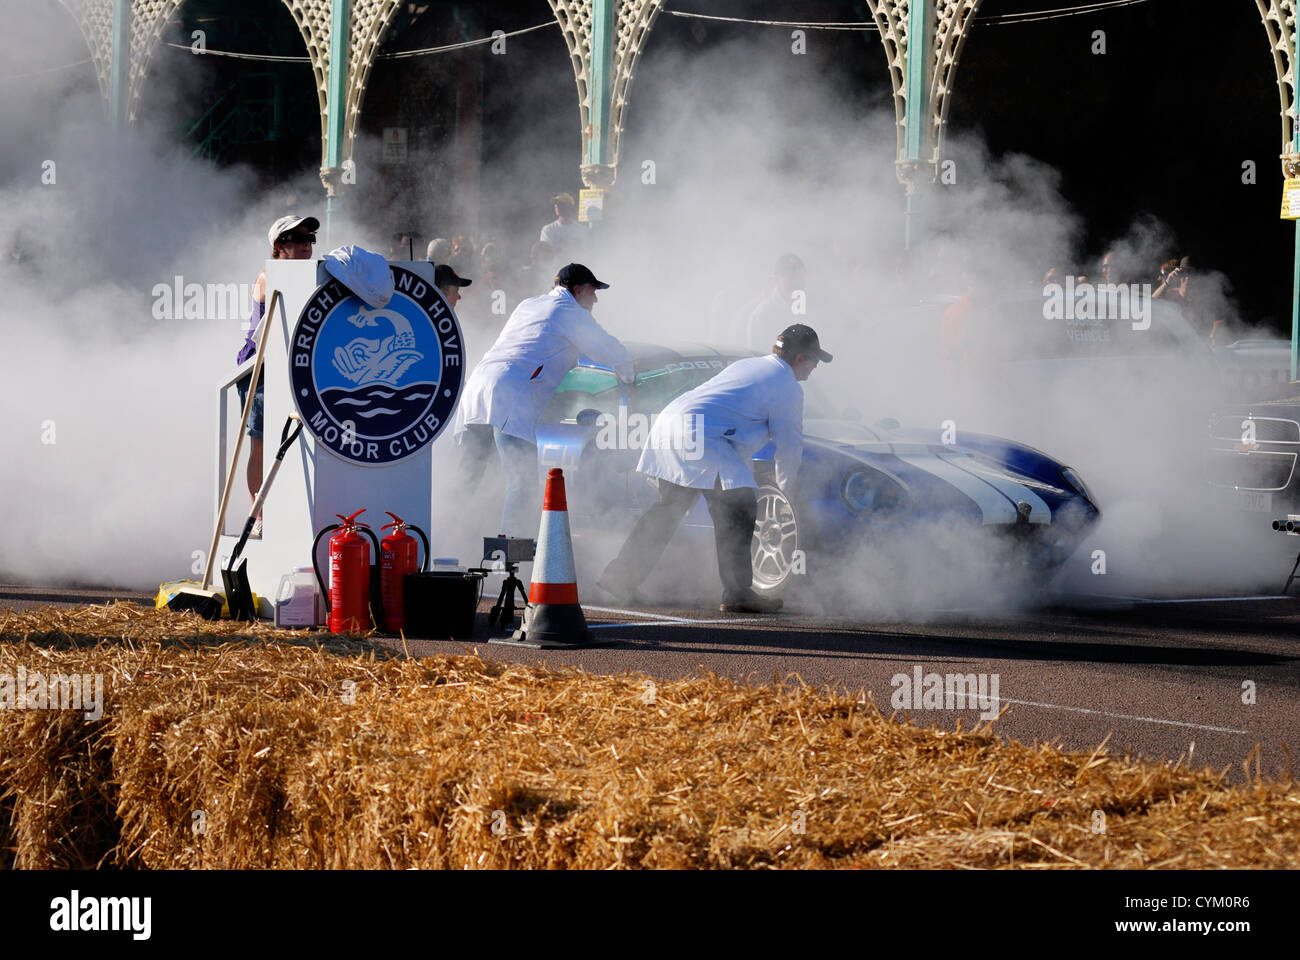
598, 324, 832, 613
455, 263, 633, 537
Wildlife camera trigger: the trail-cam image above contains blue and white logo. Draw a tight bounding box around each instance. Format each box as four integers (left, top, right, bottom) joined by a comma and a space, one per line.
290, 265, 464, 465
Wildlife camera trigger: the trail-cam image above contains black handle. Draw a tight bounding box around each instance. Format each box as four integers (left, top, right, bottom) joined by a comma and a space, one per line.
408, 524, 431, 573
361, 526, 383, 624
312, 524, 340, 613
275, 417, 305, 461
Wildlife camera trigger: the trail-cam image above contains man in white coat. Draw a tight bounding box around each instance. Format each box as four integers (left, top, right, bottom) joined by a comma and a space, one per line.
598, 324, 832, 613
455, 263, 633, 536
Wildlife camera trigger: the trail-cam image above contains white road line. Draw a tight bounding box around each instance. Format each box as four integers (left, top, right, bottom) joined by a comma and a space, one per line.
994, 696, 1251, 734
588, 617, 766, 629
1069, 594, 1291, 605
583, 605, 1255, 733
585, 604, 765, 625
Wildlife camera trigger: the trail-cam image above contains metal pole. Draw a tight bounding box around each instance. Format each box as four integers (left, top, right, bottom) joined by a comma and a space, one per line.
325, 0, 351, 247
903, 0, 932, 251
109, 0, 130, 129
587, 0, 616, 169
1292, 212, 1298, 382
1292, 100, 1299, 381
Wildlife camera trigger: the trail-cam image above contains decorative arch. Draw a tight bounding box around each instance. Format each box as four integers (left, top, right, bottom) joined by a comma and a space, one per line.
547, 0, 665, 187
279, 0, 408, 191
1258, 0, 1299, 176
56, 0, 186, 123
865, 0, 984, 190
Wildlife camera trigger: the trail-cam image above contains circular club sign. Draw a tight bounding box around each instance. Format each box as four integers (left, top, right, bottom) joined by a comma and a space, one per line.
290, 265, 464, 465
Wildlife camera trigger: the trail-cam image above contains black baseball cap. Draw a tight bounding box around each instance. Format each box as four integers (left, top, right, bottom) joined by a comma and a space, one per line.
434, 264, 472, 288
775, 324, 833, 363
555, 263, 609, 290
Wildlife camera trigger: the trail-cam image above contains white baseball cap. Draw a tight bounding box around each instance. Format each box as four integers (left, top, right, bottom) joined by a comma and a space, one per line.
267, 215, 319, 248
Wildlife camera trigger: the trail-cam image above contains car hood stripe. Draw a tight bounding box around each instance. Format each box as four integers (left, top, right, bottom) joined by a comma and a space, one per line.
893, 453, 1019, 525
938, 452, 1052, 524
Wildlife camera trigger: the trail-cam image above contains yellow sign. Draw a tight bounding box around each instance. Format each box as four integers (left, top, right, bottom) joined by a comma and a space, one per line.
1281, 178, 1300, 219
579, 188, 607, 223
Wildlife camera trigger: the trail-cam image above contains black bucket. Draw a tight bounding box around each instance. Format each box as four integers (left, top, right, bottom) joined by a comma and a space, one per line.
403, 571, 484, 640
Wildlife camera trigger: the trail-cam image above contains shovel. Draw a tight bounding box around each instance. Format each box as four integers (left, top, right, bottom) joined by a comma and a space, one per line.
222, 414, 305, 621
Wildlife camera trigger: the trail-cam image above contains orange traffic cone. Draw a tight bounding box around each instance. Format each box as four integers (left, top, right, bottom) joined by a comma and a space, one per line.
492, 468, 604, 648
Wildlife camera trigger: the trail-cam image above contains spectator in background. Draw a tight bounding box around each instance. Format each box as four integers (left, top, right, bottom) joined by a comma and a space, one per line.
1154, 258, 1180, 291
517, 240, 556, 297
450, 234, 476, 276
1153, 256, 1227, 343
747, 254, 806, 350
1097, 251, 1117, 286
388, 231, 418, 260
540, 192, 588, 259
426, 237, 452, 264
941, 286, 977, 379
435, 263, 471, 313
479, 241, 501, 278
1153, 256, 1191, 306
236, 214, 318, 536
479, 241, 510, 298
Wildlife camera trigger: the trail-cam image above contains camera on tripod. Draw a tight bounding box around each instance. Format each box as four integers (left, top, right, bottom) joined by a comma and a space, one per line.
470, 536, 537, 630
482, 536, 536, 564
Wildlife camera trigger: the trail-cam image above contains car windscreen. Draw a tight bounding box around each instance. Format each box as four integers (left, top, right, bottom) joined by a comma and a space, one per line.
545, 355, 856, 429
544, 359, 733, 422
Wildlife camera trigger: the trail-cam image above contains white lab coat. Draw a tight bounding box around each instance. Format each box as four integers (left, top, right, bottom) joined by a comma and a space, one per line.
455, 286, 632, 443
638, 354, 803, 490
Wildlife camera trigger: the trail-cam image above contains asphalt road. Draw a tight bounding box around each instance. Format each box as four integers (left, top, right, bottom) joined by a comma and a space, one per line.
2, 582, 1296, 784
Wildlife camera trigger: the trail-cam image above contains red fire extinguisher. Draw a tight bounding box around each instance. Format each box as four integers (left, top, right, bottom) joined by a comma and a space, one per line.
312, 509, 381, 634
380, 512, 430, 633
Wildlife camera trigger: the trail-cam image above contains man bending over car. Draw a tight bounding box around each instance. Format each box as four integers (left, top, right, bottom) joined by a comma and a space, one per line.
598, 324, 831, 614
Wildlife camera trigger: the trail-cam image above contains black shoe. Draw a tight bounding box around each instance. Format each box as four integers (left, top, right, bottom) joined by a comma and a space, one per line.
719, 593, 783, 614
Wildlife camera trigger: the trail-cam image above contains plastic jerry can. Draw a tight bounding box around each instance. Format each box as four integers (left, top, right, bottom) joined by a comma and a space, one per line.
275, 566, 322, 627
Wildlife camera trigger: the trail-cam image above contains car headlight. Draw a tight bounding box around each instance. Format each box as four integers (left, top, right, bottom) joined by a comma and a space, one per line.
1060, 467, 1095, 505
842, 470, 878, 513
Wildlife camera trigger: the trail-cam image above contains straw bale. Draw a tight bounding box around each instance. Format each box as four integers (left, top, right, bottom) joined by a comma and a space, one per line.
1, 604, 1298, 868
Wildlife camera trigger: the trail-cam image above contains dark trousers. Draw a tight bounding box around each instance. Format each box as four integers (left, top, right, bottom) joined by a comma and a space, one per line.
603, 477, 758, 603
458, 423, 539, 536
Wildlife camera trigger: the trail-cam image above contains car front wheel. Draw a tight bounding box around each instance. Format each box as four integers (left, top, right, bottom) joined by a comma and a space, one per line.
750, 483, 801, 596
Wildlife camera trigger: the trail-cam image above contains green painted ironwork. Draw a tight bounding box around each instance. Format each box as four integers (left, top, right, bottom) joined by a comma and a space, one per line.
185, 74, 283, 163
109, 0, 130, 128
325, 0, 351, 242
903, 0, 931, 163
587, 0, 616, 168
903, 0, 933, 250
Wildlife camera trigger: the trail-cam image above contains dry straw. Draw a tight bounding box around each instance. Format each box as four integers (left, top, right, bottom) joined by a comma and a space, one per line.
1, 603, 1297, 869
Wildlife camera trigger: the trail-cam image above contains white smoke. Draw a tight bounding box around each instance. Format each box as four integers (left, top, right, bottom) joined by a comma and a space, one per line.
0, 7, 1281, 606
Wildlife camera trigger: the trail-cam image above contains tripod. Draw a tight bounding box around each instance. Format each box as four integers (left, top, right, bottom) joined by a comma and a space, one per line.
485, 560, 529, 629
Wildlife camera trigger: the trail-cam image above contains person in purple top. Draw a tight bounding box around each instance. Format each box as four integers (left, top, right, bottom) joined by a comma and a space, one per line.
235, 214, 317, 533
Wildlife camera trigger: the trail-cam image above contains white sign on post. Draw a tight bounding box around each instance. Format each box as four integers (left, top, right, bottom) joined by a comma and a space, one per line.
382, 127, 408, 164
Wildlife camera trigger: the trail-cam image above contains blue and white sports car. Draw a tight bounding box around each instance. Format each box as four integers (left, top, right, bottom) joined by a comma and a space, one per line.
537, 343, 1100, 600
